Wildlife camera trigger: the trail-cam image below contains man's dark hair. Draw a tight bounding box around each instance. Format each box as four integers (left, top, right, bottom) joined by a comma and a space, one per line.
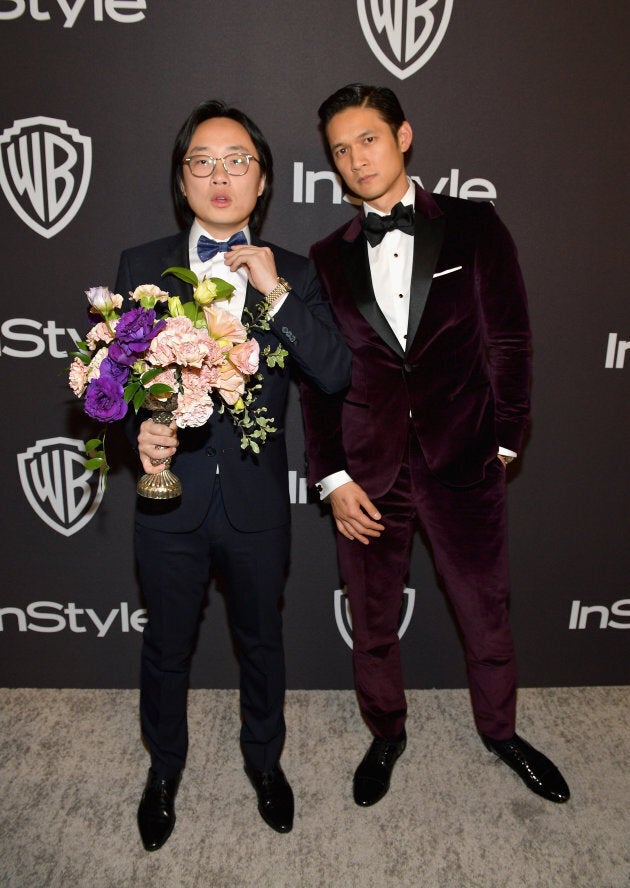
171, 99, 273, 232
318, 83, 406, 137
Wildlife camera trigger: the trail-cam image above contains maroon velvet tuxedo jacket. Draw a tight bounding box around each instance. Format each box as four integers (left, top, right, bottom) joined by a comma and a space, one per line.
301, 186, 532, 495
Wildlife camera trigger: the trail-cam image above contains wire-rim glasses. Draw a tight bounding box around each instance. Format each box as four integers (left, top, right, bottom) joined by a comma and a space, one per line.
183, 153, 260, 177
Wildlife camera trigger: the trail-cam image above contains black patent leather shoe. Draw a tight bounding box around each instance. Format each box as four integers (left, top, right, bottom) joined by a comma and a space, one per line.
137, 768, 181, 851
245, 764, 294, 833
482, 733, 570, 803
353, 730, 407, 807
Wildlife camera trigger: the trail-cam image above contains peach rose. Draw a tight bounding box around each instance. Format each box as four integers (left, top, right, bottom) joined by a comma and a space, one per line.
203, 304, 247, 345
228, 339, 260, 376
215, 362, 246, 406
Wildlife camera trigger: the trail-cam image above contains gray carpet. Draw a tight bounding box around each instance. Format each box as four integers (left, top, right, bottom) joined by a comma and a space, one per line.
0, 687, 628, 888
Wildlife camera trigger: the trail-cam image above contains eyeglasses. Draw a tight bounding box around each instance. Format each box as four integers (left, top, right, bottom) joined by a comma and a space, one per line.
183, 153, 260, 177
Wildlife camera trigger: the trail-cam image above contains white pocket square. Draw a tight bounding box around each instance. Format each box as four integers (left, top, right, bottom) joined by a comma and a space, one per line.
433, 265, 463, 278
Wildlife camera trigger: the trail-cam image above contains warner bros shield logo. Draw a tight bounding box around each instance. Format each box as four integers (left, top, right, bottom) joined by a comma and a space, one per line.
18, 437, 104, 536
0, 116, 92, 238
334, 586, 416, 649
357, 0, 453, 80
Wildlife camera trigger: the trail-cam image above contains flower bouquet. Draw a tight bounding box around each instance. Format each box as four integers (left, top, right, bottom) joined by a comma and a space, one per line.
69, 267, 288, 498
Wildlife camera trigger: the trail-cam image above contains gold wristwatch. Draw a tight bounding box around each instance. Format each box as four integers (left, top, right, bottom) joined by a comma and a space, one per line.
266, 277, 292, 305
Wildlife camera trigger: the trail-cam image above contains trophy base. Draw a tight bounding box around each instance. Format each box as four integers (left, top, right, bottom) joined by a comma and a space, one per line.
137, 468, 182, 500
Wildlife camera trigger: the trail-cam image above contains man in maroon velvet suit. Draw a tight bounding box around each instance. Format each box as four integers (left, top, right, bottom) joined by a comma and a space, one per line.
301, 84, 570, 807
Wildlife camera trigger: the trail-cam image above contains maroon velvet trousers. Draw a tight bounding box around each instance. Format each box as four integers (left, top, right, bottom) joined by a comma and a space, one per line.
337, 433, 517, 742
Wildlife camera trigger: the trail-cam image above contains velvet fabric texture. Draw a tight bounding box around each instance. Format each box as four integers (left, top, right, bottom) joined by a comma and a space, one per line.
302, 187, 531, 495
301, 186, 531, 740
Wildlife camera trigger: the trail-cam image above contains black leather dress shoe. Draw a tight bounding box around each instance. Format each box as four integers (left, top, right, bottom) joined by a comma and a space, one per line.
137, 768, 181, 851
244, 764, 294, 833
353, 730, 407, 807
482, 733, 570, 803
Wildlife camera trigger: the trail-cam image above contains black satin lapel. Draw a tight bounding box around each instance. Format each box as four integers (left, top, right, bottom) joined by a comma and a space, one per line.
405, 213, 445, 355
161, 236, 193, 302
342, 235, 405, 358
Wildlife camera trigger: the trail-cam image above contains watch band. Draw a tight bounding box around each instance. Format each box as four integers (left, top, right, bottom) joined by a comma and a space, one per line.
266, 277, 292, 304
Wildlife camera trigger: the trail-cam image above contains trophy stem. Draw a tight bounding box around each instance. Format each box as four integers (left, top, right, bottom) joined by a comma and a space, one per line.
136, 394, 182, 500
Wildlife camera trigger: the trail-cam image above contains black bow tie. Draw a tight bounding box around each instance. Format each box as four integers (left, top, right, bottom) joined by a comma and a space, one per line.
197, 231, 247, 262
360, 201, 415, 247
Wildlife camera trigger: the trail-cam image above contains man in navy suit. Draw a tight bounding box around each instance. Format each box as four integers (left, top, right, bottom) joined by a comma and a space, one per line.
115, 100, 350, 849
301, 84, 569, 809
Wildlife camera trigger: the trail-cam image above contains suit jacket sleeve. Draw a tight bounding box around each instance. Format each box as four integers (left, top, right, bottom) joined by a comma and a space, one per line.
267, 255, 351, 396
298, 242, 349, 486
476, 204, 532, 452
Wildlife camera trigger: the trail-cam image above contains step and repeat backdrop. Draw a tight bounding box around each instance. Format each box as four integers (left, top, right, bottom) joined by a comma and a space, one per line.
1, 2, 627, 690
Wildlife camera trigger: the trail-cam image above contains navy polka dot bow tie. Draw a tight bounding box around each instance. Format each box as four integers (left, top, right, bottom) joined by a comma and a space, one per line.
360, 201, 415, 247
197, 231, 248, 262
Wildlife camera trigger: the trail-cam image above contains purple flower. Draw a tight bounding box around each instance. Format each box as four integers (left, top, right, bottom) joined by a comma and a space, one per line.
84, 376, 128, 423
108, 306, 165, 366
99, 355, 130, 386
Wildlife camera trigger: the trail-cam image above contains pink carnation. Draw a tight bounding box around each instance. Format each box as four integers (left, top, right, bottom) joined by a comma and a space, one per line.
86, 347, 108, 381
68, 357, 89, 397
144, 367, 178, 393
148, 316, 216, 369
129, 284, 170, 303
181, 363, 221, 394
86, 320, 117, 349
203, 304, 247, 345
173, 391, 214, 428
228, 339, 260, 375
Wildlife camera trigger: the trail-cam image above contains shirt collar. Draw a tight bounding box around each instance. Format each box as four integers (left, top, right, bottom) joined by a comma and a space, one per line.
363, 178, 415, 217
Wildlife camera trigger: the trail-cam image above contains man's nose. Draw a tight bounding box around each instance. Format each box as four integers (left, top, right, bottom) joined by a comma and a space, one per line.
211, 159, 229, 183
350, 149, 366, 170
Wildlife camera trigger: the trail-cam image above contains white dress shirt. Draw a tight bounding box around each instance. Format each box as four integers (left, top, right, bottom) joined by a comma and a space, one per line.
188, 221, 288, 318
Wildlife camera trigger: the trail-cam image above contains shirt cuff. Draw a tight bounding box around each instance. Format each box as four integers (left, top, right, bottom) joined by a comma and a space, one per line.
267, 291, 290, 317
316, 470, 352, 500
498, 446, 517, 458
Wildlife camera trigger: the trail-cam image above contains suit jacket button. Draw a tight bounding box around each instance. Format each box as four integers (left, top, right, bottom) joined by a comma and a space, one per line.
403, 363, 413, 373
206, 447, 216, 457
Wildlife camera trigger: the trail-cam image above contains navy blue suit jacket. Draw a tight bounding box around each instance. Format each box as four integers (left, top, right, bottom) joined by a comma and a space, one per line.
115, 230, 351, 533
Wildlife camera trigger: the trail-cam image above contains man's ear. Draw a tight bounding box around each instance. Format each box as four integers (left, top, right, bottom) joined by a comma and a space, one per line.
257, 173, 266, 198
397, 121, 413, 154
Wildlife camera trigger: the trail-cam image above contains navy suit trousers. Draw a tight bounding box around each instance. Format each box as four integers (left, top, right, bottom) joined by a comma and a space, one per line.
135, 473, 290, 777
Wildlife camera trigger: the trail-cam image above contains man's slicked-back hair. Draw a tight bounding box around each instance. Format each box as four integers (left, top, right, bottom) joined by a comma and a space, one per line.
171, 99, 273, 232
318, 83, 407, 137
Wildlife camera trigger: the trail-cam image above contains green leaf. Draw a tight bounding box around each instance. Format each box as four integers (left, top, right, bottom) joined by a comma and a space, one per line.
140, 367, 163, 384
182, 302, 197, 322
85, 457, 105, 470
133, 388, 147, 412
207, 277, 236, 301
124, 379, 144, 403
85, 438, 103, 452
149, 383, 175, 395
162, 265, 199, 287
